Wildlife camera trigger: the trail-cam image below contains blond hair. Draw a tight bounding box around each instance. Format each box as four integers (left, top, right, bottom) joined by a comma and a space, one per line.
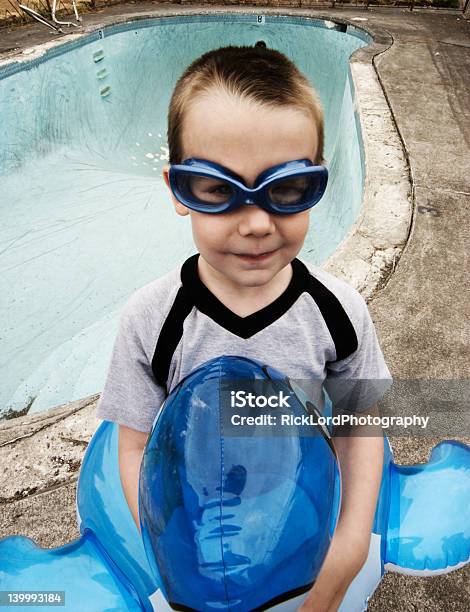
168, 46, 325, 165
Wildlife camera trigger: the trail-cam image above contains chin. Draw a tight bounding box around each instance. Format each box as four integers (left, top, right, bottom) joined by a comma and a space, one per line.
231, 268, 278, 288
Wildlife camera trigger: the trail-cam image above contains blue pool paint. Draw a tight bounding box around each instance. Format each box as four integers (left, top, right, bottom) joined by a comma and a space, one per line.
0, 15, 370, 418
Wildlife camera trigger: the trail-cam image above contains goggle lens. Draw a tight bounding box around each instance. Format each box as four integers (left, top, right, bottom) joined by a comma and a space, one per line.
175, 174, 235, 206
267, 176, 313, 207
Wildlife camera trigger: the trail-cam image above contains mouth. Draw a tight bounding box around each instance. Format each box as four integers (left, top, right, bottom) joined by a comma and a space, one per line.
233, 249, 278, 263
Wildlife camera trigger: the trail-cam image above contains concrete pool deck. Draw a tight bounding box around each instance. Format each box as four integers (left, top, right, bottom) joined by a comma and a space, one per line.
1, 4, 469, 610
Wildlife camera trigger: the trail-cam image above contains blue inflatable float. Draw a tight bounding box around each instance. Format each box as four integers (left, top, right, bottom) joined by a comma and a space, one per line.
0, 356, 469, 611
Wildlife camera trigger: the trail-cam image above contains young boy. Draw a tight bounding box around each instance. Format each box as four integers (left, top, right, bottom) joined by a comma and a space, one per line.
96, 46, 391, 611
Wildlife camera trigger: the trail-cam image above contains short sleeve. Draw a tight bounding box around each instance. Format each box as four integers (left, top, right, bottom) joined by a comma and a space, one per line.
96, 297, 166, 432
324, 290, 392, 413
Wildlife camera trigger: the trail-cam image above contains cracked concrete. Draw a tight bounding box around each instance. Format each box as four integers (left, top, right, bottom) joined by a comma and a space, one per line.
0, 397, 98, 502
0, 4, 469, 611
324, 43, 413, 298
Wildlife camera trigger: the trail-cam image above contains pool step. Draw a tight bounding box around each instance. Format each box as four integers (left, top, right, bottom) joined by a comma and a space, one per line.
93, 50, 105, 63
92, 50, 111, 98
96, 68, 108, 81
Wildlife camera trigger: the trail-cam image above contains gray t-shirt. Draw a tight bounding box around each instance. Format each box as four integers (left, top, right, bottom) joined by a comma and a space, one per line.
96, 254, 391, 432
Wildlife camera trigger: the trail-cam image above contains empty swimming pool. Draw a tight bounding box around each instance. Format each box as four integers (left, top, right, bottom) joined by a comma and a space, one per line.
0, 14, 370, 418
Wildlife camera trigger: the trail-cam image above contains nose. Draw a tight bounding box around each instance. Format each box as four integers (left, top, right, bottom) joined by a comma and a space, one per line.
237, 205, 276, 237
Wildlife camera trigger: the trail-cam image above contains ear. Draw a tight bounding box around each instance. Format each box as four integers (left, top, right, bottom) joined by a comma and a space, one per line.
163, 164, 190, 217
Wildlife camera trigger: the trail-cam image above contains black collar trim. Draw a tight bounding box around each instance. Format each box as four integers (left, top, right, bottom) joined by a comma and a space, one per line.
180, 254, 310, 339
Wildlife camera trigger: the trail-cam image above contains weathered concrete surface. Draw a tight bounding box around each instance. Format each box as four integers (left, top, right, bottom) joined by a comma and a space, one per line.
0, 480, 80, 549
365, 15, 470, 381
0, 4, 469, 611
0, 394, 98, 447
0, 396, 98, 547
347, 8, 470, 610
0, 396, 98, 502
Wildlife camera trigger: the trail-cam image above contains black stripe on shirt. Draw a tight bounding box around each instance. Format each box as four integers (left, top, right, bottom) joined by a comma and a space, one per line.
152, 285, 193, 390
303, 267, 358, 361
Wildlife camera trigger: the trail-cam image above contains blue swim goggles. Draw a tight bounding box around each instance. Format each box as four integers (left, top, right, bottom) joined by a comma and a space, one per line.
168, 158, 328, 215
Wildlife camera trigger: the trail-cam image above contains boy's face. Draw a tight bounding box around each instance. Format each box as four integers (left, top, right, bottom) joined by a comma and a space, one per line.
164, 89, 319, 289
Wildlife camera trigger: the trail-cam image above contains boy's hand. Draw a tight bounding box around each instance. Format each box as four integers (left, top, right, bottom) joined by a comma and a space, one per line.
297, 524, 369, 612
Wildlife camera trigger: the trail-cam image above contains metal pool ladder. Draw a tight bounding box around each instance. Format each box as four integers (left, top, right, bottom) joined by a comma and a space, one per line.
17, 0, 81, 33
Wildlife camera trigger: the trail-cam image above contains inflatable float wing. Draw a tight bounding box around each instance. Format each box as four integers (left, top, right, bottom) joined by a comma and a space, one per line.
0, 531, 141, 610
0, 356, 469, 612
337, 437, 470, 612
384, 439, 470, 574
0, 419, 157, 611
